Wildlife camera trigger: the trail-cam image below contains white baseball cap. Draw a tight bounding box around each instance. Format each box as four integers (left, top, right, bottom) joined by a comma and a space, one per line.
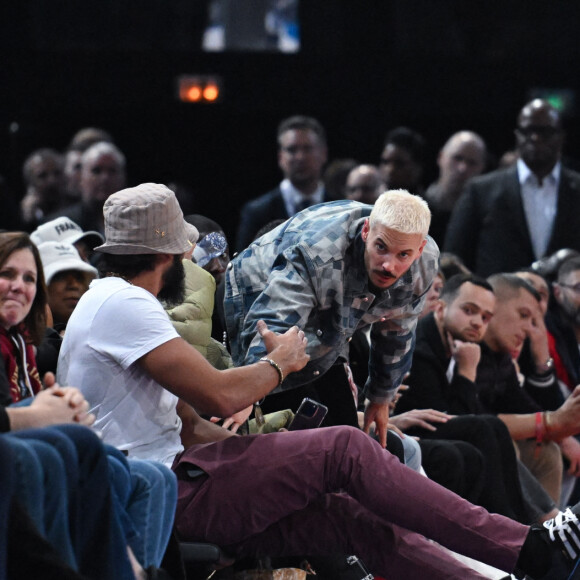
38, 241, 98, 285
31, 217, 104, 249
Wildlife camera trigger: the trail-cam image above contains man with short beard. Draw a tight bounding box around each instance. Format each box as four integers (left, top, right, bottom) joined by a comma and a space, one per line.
396, 273, 560, 523
226, 189, 439, 448
399, 273, 580, 509
235, 115, 329, 252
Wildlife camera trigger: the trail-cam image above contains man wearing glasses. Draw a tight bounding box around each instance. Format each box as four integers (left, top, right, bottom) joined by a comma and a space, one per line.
548, 256, 580, 393
444, 99, 580, 276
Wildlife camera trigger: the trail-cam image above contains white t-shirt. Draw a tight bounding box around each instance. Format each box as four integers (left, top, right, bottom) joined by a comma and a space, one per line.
57, 277, 184, 466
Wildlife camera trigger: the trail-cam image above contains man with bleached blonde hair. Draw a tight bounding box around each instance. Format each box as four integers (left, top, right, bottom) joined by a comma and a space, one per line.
225, 190, 438, 447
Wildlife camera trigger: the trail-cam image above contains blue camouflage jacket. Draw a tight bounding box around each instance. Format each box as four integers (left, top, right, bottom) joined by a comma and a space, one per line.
224, 200, 439, 403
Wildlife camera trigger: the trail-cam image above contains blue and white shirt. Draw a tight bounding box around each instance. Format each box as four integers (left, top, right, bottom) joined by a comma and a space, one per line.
225, 200, 439, 403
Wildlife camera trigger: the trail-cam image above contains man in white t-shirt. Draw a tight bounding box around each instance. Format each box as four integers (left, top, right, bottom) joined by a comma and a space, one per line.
58, 183, 308, 466
57, 183, 580, 580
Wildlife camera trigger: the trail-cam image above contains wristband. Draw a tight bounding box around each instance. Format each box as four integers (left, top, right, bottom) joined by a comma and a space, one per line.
543, 410, 557, 441
260, 357, 284, 387
536, 357, 554, 375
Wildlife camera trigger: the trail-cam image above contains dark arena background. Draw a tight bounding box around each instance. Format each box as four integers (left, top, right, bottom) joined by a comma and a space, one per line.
2, 1, 580, 240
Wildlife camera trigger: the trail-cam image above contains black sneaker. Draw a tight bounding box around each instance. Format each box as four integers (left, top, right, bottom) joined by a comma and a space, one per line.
534, 506, 580, 579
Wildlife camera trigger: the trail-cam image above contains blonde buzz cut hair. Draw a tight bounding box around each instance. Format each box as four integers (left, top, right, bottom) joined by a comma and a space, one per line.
369, 189, 431, 237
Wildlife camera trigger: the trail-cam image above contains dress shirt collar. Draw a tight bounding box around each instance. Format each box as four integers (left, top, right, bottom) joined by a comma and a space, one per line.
280, 178, 325, 214
517, 158, 561, 187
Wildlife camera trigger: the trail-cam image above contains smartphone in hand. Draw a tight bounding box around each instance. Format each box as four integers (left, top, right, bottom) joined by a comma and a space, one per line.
287, 398, 329, 431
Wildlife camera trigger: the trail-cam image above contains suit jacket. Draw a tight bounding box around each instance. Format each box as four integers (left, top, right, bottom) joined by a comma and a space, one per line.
235, 187, 286, 252
235, 186, 328, 252
443, 165, 580, 276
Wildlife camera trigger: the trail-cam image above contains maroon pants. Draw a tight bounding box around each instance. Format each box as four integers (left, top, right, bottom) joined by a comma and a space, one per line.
173, 426, 529, 579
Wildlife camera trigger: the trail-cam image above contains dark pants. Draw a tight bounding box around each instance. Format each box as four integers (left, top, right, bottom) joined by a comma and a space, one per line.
419, 439, 485, 503
408, 414, 535, 523
6, 425, 135, 579
173, 426, 528, 579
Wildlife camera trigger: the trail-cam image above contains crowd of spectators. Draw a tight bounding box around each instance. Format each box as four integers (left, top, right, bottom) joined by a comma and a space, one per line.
3, 99, 580, 579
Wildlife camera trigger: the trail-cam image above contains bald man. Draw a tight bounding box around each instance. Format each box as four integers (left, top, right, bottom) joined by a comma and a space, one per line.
445, 99, 580, 276
424, 131, 486, 246
345, 164, 385, 205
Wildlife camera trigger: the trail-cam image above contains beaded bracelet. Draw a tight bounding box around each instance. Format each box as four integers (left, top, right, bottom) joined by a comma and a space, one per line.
260, 356, 284, 387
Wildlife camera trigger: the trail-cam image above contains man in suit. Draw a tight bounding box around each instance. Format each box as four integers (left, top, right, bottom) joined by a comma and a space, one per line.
235, 115, 328, 252
444, 99, 580, 276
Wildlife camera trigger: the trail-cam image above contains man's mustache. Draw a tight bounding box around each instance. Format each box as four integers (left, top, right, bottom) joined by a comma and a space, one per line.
375, 270, 396, 278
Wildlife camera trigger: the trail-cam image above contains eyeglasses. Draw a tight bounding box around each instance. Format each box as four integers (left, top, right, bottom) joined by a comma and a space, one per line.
558, 283, 580, 294
516, 125, 560, 139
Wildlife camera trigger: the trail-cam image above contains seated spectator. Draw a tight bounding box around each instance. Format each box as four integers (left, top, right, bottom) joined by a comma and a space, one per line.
38, 242, 97, 329
31, 216, 104, 263
67, 127, 114, 152
186, 215, 230, 287
322, 158, 358, 201
45, 141, 126, 234
439, 251, 471, 280
62, 127, 114, 205
0, 230, 176, 578
547, 256, 580, 392
513, 269, 563, 411
378, 126, 427, 196
399, 273, 580, 509
33, 241, 98, 376
58, 184, 580, 579
424, 131, 486, 246
396, 273, 560, 523
516, 267, 580, 509
418, 268, 444, 319
345, 164, 384, 205
185, 214, 231, 345
165, 246, 234, 373
20, 149, 66, 230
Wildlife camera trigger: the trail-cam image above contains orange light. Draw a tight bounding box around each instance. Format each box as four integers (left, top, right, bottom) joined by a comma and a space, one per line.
177, 75, 222, 104
187, 86, 202, 101
203, 84, 219, 101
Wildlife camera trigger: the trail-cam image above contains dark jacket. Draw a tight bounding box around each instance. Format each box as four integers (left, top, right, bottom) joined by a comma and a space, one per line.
545, 301, 580, 389
397, 313, 541, 416
235, 186, 329, 252
236, 187, 288, 253
444, 165, 580, 276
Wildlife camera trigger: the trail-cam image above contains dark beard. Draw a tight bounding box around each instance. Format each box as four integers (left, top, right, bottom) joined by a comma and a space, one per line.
158, 255, 185, 307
